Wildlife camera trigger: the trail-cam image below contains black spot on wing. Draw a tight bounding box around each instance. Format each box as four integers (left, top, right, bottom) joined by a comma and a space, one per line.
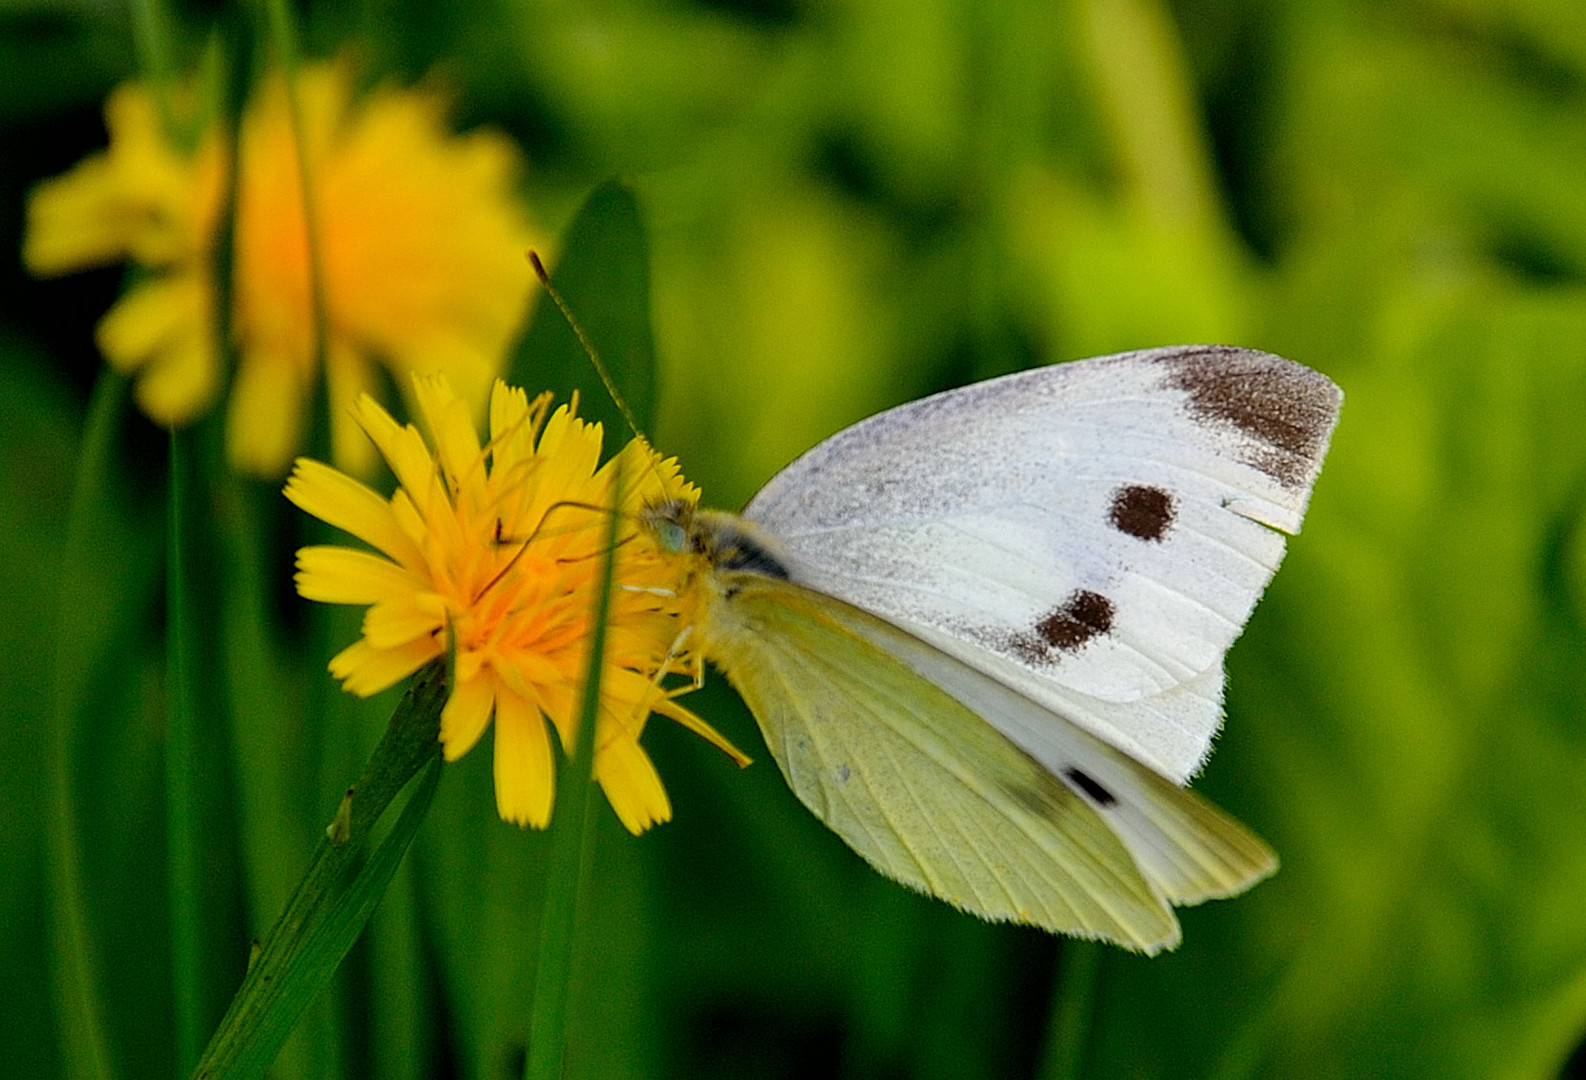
1063, 768, 1117, 807
1109, 484, 1176, 541
1159, 347, 1341, 489
1008, 589, 1115, 665
1037, 590, 1114, 650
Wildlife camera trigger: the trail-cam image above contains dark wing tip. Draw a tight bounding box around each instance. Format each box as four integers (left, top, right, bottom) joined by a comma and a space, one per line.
1155, 346, 1342, 491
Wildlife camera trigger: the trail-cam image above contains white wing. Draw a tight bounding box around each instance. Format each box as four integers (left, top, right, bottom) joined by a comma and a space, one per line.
744, 346, 1342, 781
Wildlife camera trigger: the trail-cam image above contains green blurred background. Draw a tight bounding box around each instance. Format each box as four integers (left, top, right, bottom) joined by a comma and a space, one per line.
6, 0, 1586, 1077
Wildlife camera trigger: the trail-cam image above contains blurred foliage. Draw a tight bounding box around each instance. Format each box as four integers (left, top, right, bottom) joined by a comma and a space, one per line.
5, 0, 1586, 1078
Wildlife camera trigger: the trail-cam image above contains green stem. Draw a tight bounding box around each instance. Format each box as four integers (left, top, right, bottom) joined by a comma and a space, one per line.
167, 429, 203, 1075
49, 371, 128, 1080
191, 664, 449, 1080
524, 465, 625, 1080
1037, 940, 1102, 1080
127, 0, 180, 139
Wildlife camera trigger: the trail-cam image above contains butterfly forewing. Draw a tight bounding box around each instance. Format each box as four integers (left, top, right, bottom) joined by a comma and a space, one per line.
744, 346, 1342, 780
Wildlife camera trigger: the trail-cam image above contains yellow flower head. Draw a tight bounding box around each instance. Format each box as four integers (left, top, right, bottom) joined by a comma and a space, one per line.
25, 57, 538, 478
285, 375, 745, 832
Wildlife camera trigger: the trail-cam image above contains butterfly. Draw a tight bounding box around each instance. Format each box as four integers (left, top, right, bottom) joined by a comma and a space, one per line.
645, 345, 1342, 953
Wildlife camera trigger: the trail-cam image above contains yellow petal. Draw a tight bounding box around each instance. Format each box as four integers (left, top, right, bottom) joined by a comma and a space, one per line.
284, 458, 427, 570
327, 635, 436, 697
594, 734, 671, 835
96, 276, 195, 373
103, 278, 218, 426
22, 155, 132, 275
388, 488, 433, 564
363, 596, 442, 649
351, 394, 449, 521
488, 380, 534, 464
294, 545, 417, 604
103, 85, 210, 261
412, 373, 485, 507
440, 672, 495, 761
492, 690, 555, 827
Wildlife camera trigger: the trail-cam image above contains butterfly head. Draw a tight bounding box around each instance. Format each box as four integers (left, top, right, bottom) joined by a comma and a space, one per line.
641, 498, 790, 583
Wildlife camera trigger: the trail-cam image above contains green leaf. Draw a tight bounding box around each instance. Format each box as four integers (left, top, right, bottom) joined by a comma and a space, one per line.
509, 180, 658, 444
165, 416, 250, 1079
216, 475, 344, 1080
0, 341, 85, 1080
192, 665, 448, 1080
48, 368, 170, 1080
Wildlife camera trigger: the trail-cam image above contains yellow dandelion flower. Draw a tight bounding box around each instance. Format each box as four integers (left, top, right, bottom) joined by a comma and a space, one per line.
25, 57, 539, 478
285, 374, 746, 833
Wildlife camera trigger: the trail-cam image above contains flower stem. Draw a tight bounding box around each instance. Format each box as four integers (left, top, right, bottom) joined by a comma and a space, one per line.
524, 464, 625, 1080
1038, 939, 1102, 1080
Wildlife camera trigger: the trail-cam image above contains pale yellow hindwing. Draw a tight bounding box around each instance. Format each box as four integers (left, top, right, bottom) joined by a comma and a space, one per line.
702, 572, 1184, 952
836, 593, 1279, 910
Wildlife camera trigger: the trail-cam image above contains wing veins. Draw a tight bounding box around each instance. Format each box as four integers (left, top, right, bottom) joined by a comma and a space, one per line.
799, 641, 988, 902
769, 650, 907, 873
771, 438, 1309, 546
791, 617, 1167, 933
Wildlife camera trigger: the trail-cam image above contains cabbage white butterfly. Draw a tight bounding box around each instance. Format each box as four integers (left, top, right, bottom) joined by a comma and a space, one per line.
644, 346, 1341, 953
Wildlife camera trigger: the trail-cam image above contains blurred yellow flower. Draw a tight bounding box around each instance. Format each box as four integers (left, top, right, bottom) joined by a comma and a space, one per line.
285, 375, 746, 833
25, 58, 539, 478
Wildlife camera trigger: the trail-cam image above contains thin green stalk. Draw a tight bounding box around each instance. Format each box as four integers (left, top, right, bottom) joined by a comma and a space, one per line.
1037, 940, 1102, 1080
49, 371, 129, 1080
525, 464, 625, 1080
167, 429, 203, 1075
127, 0, 180, 137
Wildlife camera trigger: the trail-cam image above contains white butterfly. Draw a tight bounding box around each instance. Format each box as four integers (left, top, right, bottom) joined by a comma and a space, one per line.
647, 345, 1341, 952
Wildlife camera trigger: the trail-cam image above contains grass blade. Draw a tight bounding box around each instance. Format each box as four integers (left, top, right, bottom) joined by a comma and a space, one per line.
49, 371, 129, 1080
524, 461, 624, 1080
166, 428, 203, 1074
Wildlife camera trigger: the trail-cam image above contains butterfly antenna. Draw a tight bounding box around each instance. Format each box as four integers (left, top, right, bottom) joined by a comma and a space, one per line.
528, 251, 648, 448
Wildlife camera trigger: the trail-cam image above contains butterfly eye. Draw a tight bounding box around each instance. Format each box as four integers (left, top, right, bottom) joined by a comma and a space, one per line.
654, 519, 688, 554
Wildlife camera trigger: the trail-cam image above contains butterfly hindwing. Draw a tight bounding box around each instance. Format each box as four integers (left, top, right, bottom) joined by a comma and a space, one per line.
703, 572, 1275, 952
744, 346, 1342, 780
706, 572, 1180, 949
840, 602, 1278, 907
